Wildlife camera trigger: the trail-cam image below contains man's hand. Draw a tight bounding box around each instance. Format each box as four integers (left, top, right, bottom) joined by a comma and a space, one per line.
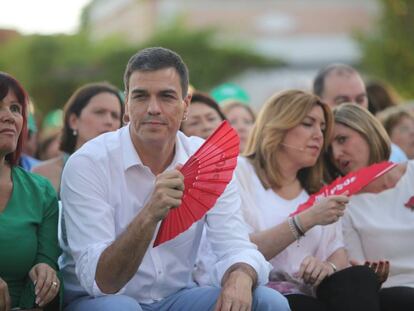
215, 264, 257, 311
298, 255, 333, 287
143, 166, 184, 222
0, 277, 10, 311
28, 263, 60, 308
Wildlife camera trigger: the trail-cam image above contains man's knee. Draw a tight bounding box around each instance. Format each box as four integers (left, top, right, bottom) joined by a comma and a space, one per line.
109, 295, 141, 311
65, 294, 141, 311
252, 286, 290, 310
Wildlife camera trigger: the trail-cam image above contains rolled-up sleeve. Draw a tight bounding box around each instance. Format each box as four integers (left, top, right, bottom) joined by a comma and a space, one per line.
205, 177, 272, 286
60, 154, 120, 297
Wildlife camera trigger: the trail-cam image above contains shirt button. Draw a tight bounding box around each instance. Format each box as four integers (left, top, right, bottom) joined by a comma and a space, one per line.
158, 270, 162, 275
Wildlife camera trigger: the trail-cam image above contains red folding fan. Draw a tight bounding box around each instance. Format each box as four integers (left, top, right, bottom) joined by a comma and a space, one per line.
154, 121, 240, 246
291, 161, 397, 216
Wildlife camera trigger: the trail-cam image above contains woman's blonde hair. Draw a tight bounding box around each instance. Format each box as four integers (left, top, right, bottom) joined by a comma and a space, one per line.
332, 103, 391, 165
244, 89, 333, 194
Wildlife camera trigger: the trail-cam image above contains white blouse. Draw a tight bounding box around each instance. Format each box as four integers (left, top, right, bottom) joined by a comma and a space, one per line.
343, 160, 414, 288
236, 157, 344, 277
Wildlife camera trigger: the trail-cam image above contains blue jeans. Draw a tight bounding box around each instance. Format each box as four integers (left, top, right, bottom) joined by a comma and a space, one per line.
64, 286, 290, 311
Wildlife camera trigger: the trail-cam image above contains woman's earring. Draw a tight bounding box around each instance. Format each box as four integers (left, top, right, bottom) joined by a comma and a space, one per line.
72, 129, 78, 136
182, 113, 188, 121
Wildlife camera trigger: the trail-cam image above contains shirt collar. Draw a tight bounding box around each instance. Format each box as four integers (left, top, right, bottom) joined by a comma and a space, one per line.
166, 131, 189, 170
121, 124, 190, 171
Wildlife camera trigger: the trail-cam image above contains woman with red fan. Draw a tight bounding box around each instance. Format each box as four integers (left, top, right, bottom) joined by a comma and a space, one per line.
326, 103, 414, 311
234, 90, 381, 311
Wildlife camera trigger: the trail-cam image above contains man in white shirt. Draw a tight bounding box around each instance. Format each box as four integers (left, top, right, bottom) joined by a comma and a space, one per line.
60, 47, 290, 311
313, 63, 408, 163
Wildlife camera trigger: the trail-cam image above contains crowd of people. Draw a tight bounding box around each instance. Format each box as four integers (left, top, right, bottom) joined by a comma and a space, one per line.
1, 46, 413, 311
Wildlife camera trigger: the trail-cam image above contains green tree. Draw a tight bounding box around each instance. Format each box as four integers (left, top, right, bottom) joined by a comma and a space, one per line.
358, 0, 414, 98
0, 26, 281, 114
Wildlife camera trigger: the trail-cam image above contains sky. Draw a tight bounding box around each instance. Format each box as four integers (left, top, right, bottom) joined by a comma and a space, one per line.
0, 0, 91, 35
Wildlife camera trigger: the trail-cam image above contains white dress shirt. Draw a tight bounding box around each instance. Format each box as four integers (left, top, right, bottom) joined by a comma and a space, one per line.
59, 125, 271, 304
343, 160, 414, 288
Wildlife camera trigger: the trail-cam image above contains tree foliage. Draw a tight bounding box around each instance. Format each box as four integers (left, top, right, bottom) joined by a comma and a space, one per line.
0, 26, 280, 114
358, 0, 414, 98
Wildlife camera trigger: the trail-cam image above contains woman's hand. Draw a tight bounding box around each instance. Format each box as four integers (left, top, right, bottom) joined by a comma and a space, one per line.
301, 195, 349, 229
28, 263, 60, 308
297, 256, 335, 287
0, 277, 11, 311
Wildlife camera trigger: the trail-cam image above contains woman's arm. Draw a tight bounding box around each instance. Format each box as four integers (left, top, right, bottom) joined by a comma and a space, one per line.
29, 181, 61, 308
326, 247, 348, 271
0, 277, 11, 311
250, 195, 349, 260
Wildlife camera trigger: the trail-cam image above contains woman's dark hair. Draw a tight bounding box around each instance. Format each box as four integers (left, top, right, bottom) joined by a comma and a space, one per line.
367, 80, 400, 115
0, 72, 28, 166
60, 82, 124, 154
190, 92, 226, 120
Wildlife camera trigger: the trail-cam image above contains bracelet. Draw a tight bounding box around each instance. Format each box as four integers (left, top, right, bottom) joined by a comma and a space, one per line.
326, 261, 337, 273
288, 217, 301, 240
293, 215, 305, 236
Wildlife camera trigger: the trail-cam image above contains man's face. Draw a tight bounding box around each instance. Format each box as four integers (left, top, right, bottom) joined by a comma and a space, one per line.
125, 68, 190, 148
321, 71, 368, 109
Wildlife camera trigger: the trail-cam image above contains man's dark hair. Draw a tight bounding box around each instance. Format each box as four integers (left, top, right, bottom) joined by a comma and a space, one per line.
313, 63, 357, 97
123, 47, 189, 97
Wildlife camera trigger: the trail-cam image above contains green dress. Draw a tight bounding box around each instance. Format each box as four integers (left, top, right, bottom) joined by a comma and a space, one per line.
0, 166, 61, 309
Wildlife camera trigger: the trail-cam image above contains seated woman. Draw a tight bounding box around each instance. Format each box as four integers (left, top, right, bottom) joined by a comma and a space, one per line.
221, 100, 255, 153
180, 91, 225, 139
0, 72, 61, 310
326, 103, 414, 311
377, 106, 414, 159
196, 90, 381, 311
32, 82, 124, 192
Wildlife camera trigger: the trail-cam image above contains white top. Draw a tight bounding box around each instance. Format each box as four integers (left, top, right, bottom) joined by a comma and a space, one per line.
236, 157, 344, 277
343, 160, 414, 288
390, 143, 408, 163
59, 125, 271, 304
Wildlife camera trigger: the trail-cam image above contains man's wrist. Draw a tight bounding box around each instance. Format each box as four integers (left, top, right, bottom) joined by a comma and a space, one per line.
222, 263, 258, 288
139, 206, 161, 226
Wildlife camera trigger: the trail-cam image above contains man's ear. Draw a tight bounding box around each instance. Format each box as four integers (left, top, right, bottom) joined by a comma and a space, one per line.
124, 94, 130, 123
183, 92, 192, 115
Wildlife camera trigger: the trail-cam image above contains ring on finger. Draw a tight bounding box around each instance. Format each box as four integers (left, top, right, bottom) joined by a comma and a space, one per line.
52, 281, 58, 288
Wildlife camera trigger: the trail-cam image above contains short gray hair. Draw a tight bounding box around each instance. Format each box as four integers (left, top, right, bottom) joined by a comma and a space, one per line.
313, 63, 357, 97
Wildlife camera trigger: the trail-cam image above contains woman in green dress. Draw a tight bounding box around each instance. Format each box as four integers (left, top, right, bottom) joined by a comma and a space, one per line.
0, 72, 61, 310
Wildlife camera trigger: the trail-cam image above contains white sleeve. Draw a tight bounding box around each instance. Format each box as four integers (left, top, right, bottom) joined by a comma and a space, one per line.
205, 177, 272, 286
234, 158, 260, 233
341, 213, 366, 262
314, 220, 345, 262
60, 154, 121, 297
